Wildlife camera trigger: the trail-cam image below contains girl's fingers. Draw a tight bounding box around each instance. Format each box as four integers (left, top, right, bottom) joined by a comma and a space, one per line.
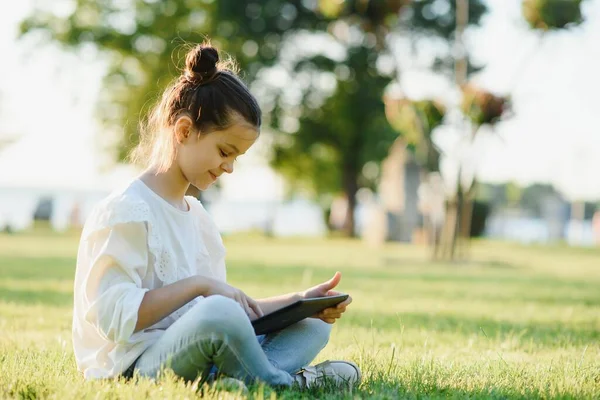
319, 310, 343, 319
240, 294, 253, 318
246, 296, 264, 318
323, 306, 346, 316
337, 297, 352, 308
334, 306, 347, 313
234, 293, 249, 317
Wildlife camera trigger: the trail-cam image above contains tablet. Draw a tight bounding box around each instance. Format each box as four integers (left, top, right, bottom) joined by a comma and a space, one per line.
252, 294, 349, 335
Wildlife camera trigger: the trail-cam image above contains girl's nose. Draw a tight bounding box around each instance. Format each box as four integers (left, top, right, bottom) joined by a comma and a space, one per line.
221, 161, 234, 174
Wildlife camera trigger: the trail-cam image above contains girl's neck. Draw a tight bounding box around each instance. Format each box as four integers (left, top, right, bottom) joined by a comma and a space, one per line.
139, 166, 190, 211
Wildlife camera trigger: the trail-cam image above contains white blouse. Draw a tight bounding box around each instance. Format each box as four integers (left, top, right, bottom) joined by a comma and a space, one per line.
72, 179, 227, 379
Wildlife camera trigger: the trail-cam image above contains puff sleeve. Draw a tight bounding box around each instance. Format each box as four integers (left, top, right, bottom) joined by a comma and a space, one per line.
76, 195, 155, 344
81, 221, 150, 343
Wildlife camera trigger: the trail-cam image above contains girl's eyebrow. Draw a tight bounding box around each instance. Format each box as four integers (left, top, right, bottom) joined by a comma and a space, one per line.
224, 143, 241, 155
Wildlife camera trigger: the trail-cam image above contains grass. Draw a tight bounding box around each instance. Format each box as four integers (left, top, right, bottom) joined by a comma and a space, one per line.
0, 226, 599, 399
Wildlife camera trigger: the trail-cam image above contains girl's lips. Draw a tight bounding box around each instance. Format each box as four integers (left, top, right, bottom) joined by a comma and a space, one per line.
209, 172, 217, 181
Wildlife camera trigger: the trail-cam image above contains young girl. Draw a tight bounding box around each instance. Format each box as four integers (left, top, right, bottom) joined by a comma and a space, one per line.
72, 43, 360, 389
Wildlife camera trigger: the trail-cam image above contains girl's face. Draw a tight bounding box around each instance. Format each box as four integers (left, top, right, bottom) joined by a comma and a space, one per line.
176, 119, 258, 190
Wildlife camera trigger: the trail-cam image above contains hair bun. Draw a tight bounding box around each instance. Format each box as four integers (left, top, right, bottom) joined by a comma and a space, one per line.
184, 45, 219, 85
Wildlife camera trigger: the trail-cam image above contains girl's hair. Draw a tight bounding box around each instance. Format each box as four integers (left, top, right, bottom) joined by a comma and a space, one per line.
130, 42, 262, 173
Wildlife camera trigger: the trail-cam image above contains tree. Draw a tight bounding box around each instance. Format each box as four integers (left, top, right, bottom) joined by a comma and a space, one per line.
444, 84, 509, 260
233, 0, 488, 236
271, 46, 399, 236
20, 0, 488, 236
434, 0, 585, 260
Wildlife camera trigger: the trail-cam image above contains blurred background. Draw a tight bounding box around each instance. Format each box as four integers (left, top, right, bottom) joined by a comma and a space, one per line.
1, 0, 600, 259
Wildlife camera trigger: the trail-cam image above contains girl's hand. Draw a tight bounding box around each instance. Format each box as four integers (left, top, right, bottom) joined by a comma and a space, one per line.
301, 271, 352, 324
202, 277, 264, 320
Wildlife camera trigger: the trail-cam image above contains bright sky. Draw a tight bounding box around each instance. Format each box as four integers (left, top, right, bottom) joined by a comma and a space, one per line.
1, 0, 599, 200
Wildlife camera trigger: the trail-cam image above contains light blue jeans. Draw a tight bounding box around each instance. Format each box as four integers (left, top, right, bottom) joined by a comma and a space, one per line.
132, 295, 332, 387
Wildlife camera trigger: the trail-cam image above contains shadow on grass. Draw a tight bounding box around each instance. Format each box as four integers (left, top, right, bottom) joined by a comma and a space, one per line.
345, 309, 600, 346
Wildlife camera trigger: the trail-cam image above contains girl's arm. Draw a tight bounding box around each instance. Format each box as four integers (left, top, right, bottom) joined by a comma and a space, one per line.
134, 275, 263, 332
134, 275, 210, 332
256, 292, 303, 316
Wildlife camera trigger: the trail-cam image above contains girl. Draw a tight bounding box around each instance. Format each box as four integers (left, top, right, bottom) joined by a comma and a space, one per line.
72, 43, 360, 389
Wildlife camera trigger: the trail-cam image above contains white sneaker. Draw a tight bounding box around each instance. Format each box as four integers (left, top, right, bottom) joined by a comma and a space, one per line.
294, 360, 361, 389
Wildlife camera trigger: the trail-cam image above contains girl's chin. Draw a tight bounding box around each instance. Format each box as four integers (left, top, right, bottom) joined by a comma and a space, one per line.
193, 181, 212, 191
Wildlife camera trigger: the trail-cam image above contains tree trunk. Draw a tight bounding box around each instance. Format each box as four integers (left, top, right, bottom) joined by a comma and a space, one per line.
438, 166, 466, 262
458, 179, 477, 259
341, 164, 359, 238
438, 198, 457, 260
451, 175, 464, 260
437, 0, 469, 262
455, 0, 469, 86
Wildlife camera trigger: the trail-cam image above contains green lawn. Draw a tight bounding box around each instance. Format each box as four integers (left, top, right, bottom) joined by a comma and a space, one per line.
1, 227, 599, 399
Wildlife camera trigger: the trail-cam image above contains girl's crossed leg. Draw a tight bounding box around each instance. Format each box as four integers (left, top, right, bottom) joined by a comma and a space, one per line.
132, 295, 331, 387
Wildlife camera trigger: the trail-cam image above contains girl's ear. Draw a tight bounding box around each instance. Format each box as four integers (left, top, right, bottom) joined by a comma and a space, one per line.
174, 116, 194, 144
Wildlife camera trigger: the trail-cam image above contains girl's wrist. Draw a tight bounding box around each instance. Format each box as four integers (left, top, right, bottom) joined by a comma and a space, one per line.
193, 275, 212, 297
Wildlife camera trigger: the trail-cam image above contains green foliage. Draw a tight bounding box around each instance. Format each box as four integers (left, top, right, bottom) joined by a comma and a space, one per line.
505, 182, 523, 206
414, 100, 446, 132
520, 183, 562, 216
385, 99, 445, 144
385, 98, 446, 172
477, 182, 567, 217
407, 0, 487, 38
271, 46, 398, 197
19, 0, 487, 164
522, 0, 584, 31
469, 200, 490, 237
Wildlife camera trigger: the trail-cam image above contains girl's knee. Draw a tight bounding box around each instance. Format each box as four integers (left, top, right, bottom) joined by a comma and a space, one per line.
189, 295, 249, 334
299, 318, 332, 345
202, 295, 241, 313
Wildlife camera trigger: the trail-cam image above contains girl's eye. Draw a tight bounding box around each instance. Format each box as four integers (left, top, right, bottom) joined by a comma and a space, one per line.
220, 149, 228, 158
